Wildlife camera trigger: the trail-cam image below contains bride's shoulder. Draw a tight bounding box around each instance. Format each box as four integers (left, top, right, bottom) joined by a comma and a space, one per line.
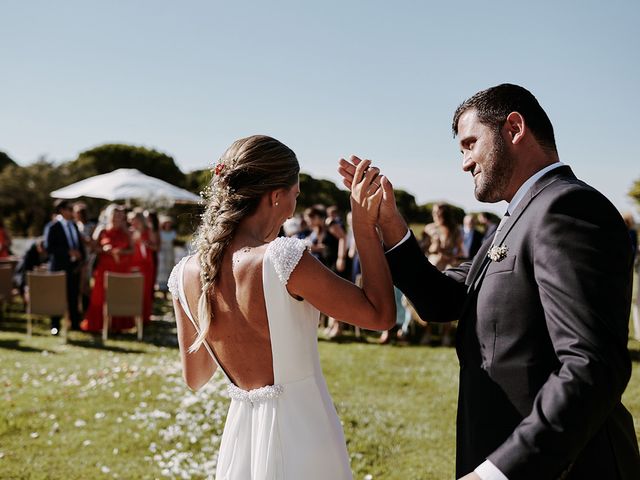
266, 236, 308, 285
168, 255, 200, 297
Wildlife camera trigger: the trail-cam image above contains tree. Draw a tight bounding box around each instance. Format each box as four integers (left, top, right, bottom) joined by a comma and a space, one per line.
0, 150, 17, 171
630, 178, 640, 208
298, 173, 350, 213
184, 168, 212, 196
65, 144, 186, 186
0, 158, 69, 236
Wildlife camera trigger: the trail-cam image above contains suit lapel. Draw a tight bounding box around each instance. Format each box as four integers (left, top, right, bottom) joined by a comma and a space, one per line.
465, 239, 494, 289
466, 165, 575, 293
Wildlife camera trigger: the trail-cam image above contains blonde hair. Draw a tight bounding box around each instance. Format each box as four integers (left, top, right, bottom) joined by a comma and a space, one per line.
189, 135, 299, 352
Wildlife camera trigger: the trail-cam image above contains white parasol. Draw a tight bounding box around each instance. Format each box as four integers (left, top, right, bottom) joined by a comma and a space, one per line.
50, 168, 202, 205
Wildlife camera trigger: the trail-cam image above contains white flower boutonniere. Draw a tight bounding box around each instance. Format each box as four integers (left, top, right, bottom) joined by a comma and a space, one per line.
487, 245, 508, 262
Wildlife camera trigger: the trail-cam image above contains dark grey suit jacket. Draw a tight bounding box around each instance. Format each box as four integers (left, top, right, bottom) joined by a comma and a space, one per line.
387, 166, 640, 479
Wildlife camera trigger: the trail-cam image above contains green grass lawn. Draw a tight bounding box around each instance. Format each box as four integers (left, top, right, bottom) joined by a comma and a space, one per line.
1, 312, 639, 480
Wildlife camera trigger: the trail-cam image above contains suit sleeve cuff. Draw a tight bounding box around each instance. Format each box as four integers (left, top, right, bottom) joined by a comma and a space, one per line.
475, 460, 509, 480
384, 229, 412, 253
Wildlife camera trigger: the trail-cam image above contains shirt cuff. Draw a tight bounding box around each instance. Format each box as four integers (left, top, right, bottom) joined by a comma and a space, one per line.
384, 229, 411, 253
475, 460, 509, 480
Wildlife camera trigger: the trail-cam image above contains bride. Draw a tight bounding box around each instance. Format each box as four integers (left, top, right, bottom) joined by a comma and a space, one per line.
169, 135, 395, 479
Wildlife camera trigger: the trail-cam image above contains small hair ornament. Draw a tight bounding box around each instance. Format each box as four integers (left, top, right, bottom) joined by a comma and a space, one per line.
214, 163, 225, 176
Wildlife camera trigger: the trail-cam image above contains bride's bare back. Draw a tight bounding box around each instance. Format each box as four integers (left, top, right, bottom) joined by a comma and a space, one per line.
181, 245, 274, 390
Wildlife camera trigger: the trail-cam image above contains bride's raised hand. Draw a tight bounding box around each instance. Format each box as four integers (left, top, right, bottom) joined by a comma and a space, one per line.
350, 159, 384, 226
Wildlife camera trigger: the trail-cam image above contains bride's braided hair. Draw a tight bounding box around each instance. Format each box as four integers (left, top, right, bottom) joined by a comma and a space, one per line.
190, 135, 299, 352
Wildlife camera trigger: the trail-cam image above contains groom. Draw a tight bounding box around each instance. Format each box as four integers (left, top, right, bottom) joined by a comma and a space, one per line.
339, 84, 640, 479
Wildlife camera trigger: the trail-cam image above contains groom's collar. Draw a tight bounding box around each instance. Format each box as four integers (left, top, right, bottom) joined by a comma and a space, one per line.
507, 162, 565, 215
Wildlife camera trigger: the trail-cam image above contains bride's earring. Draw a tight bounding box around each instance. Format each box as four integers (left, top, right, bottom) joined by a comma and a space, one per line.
275, 202, 279, 206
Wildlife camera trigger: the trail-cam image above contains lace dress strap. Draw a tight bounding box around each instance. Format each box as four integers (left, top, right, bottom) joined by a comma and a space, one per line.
266, 236, 308, 285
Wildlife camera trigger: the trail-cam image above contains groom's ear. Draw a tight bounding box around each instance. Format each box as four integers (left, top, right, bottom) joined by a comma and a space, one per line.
505, 111, 526, 145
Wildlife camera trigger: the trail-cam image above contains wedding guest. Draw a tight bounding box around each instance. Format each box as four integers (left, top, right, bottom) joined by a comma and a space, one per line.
0, 219, 12, 258
426, 203, 464, 271
422, 203, 463, 346
302, 206, 328, 262
282, 216, 302, 237
73, 202, 97, 313
45, 199, 85, 333
324, 206, 349, 338
129, 210, 155, 324
477, 211, 498, 242
13, 238, 48, 298
378, 287, 408, 344
156, 215, 177, 296
81, 204, 134, 333
144, 210, 160, 288
624, 213, 640, 341
462, 214, 483, 260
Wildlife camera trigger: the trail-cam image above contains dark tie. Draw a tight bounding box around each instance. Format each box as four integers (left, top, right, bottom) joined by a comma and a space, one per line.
495, 211, 510, 234
66, 223, 77, 249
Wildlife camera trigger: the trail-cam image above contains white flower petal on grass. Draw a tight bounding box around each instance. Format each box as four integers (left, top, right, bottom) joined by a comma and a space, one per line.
74, 419, 87, 427
101, 465, 110, 474
83, 440, 92, 446
30, 432, 39, 439
94, 412, 106, 420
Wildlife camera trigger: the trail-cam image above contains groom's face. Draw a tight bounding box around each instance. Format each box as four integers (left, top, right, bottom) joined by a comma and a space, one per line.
458, 109, 514, 203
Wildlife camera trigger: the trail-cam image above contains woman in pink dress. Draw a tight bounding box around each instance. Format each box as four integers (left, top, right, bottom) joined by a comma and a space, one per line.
80, 205, 134, 332
129, 211, 155, 324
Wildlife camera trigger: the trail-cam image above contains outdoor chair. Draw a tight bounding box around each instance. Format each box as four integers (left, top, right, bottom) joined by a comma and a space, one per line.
103, 272, 144, 342
26, 271, 68, 339
0, 258, 18, 275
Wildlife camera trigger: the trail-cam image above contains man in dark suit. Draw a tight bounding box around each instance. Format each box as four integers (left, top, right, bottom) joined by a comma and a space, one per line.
338, 84, 639, 479
462, 214, 483, 260
477, 211, 498, 243
45, 199, 85, 334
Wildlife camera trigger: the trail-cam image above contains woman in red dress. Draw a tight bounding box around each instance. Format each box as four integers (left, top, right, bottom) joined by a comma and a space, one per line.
129, 211, 155, 324
80, 205, 134, 332
0, 220, 12, 258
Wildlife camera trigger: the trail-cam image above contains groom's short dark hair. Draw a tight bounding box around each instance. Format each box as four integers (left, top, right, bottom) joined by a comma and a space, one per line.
452, 83, 557, 154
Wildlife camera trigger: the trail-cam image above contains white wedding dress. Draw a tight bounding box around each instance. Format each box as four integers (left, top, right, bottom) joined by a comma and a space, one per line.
169, 237, 353, 480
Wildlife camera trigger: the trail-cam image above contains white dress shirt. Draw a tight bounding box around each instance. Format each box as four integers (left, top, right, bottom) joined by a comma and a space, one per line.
56, 214, 79, 250
386, 162, 566, 480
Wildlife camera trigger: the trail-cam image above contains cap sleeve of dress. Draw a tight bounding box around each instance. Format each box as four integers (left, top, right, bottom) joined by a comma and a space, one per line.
168, 256, 188, 298
266, 237, 308, 286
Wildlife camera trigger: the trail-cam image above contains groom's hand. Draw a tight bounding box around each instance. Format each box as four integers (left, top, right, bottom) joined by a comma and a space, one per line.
338, 156, 408, 248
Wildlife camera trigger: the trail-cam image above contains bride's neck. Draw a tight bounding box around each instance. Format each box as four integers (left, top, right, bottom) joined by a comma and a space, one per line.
234, 211, 279, 246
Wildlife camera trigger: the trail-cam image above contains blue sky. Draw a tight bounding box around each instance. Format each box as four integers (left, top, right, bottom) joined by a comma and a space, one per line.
1, 0, 638, 215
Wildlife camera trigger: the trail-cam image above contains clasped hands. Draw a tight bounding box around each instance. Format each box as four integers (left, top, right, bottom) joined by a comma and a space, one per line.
339, 156, 394, 225
338, 156, 408, 247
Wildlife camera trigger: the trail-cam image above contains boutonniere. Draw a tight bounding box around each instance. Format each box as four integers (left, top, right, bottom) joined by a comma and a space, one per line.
487, 245, 508, 262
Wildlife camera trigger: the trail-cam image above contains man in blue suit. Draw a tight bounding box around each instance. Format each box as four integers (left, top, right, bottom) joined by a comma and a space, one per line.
45, 199, 85, 334
462, 214, 483, 260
